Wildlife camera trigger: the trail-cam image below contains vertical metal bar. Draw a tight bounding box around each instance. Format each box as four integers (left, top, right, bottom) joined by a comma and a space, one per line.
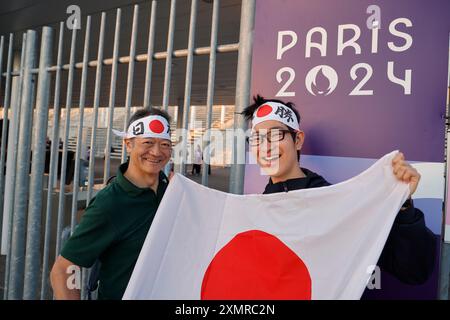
87, 12, 106, 204
220, 105, 225, 125
0, 38, 4, 140
190, 105, 196, 128
143, 0, 157, 110
103, 9, 121, 183
438, 43, 450, 300
71, 16, 91, 235
3, 33, 27, 300
121, 5, 139, 163
55, 25, 77, 256
0, 36, 4, 96
228, 0, 255, 194
9, 29, 37, 300
163, 0, 180, 177
0, 34, 14, 243
174, 106, 178, 124
178, 0, 198, 175
202, 0, 220, 186
41, 21, 64, 300
78, 13, 91, 290
23, 26, 53, 300
440, 242, 450, 299
162, 0, 177, 112
80, 267, 90, 300
0, 34, 4, 245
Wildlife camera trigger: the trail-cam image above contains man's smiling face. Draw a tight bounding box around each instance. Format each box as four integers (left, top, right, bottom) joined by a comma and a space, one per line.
126, 137, 172, 175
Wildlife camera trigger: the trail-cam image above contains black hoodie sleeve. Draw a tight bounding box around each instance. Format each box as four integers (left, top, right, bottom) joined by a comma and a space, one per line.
377, 204, 436, 285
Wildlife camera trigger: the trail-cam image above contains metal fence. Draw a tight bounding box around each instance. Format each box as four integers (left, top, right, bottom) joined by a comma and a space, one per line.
0, 0, 255, 300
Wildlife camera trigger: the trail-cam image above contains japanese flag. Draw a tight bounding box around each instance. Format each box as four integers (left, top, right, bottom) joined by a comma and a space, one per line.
123, 151, 409, 300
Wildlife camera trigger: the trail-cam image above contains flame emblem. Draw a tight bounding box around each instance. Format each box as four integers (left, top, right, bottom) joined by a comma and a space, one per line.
305, 65, 338, 96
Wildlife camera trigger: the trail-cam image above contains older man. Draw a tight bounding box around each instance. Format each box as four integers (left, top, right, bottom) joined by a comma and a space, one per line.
51, 108, 173, 300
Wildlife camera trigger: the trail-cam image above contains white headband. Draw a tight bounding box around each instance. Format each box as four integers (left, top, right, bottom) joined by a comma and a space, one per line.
251, 101, 299, 131
112, 115, 171, 140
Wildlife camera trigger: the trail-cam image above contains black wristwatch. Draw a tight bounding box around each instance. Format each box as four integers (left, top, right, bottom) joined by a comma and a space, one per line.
401, 198, 413, 211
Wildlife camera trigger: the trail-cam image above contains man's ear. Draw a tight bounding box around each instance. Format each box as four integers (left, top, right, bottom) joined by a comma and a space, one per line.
295, 131, 305, 151
124, 138, 134, 153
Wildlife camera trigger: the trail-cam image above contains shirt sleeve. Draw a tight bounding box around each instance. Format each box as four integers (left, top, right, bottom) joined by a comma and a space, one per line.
60, 195, 117, 268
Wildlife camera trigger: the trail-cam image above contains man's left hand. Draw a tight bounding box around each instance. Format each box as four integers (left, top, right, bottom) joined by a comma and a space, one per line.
392, 151, 420, 197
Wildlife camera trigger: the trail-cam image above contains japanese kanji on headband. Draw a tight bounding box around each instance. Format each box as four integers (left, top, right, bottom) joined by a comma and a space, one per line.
251, 102, 300, 131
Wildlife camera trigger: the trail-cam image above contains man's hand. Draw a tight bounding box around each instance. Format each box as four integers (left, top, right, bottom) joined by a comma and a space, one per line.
392, 151, 420, 197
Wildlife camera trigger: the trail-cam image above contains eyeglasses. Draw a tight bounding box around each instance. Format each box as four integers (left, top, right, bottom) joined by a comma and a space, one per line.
246, 129, 294, 147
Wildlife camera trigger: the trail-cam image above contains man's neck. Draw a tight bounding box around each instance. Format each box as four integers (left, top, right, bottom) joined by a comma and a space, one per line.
124, 163, 159, 192
271, 165, 306, 184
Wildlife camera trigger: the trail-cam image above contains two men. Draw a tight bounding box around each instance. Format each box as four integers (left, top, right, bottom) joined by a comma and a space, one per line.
50, 108, 172, 299
51, 95, 436, 299
242, 95, 436, 286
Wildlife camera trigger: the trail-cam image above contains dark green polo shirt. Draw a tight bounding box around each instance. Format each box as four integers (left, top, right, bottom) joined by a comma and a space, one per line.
61, 163, 168, 300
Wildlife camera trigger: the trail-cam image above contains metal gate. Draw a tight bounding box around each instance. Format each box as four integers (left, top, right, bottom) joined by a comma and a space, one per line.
0, 0, 255, 300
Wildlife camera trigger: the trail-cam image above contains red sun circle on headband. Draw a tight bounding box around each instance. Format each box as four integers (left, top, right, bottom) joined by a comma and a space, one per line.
256, 104, 273, 118
149, 119, 165, 134
201, 230, 312, 300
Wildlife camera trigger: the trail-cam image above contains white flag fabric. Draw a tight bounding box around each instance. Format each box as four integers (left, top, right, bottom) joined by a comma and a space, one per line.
123, 151, 410, 300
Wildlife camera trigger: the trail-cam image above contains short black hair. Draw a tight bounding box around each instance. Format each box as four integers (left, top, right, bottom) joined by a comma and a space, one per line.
127, 107, 171, 129
242, 95, 301, 161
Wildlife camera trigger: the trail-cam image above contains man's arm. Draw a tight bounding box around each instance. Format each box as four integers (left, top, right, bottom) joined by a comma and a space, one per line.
377, 152, 436, 284
51, 193, 116, 299
50, 255, 81, 300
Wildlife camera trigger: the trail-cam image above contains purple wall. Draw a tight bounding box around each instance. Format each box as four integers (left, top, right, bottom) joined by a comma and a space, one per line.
250, 0, 449, 161
247, 0, 450, 299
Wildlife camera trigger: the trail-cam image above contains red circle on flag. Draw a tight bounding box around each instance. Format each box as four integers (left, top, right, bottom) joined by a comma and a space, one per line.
149, 119, 165, 134
256, 104, 273, 118
201, 230, 312, 300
